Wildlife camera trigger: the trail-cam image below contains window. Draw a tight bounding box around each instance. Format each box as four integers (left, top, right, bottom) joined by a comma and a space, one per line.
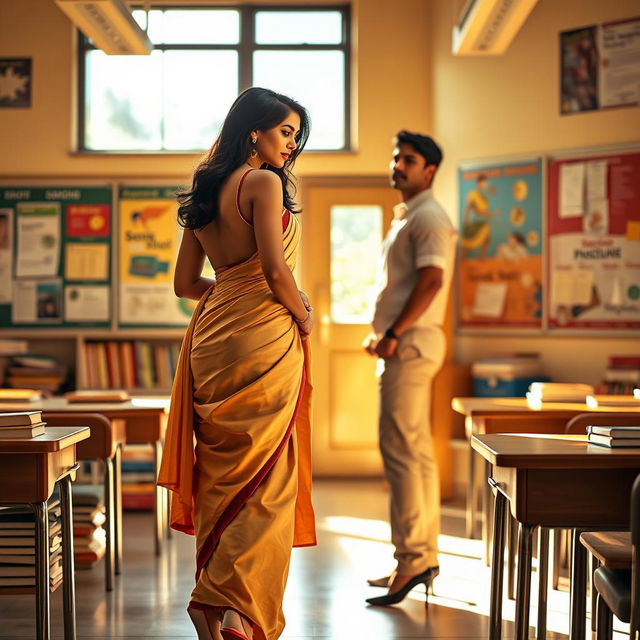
78, 5, 350, 152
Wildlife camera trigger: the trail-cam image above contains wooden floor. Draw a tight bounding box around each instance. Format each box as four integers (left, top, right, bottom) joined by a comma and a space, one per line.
0, 479, 630, 638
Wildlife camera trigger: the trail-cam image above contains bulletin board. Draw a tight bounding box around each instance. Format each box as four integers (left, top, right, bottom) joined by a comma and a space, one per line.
118, 185, 200, 328
457, 157, 544, 331
547, 147, 640, 332
0, 185, 113, 328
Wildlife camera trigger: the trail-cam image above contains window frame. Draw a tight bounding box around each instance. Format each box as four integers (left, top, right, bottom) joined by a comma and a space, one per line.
76, 3, 351, 153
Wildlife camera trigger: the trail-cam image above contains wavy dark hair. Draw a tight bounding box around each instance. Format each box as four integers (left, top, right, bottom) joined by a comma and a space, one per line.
177, 87, 310, 229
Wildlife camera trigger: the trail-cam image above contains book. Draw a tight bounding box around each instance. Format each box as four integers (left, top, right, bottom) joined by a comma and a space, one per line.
0, 423, 46, 438
527, 382, 594, 403
0, 388, 42, 402
586, 394, 640, 408
65, 389, 130, 403
588, 433, 640, 448
588, 425, 640, 437
0, 411, 42, 427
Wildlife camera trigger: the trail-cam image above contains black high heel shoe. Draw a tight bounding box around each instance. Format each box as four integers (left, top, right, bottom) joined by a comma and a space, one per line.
365, 566, 439, 607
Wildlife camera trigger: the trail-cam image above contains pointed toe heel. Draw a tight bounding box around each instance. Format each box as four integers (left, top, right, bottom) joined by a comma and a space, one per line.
365, 566, 439, 607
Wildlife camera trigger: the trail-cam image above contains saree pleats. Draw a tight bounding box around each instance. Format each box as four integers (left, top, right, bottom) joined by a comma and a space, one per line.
158, 214, 316, 640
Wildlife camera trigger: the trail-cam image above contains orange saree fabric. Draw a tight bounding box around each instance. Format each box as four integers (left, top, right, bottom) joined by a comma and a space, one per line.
158, 213, 316, 640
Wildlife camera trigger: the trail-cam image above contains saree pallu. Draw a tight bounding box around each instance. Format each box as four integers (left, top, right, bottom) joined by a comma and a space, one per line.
158, 213, 316, 640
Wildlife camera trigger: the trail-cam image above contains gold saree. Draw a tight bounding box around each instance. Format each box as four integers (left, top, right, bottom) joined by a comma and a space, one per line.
158, 212, 316, 640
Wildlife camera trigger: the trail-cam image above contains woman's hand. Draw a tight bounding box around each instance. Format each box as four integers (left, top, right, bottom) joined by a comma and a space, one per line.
296, 310, 314, 339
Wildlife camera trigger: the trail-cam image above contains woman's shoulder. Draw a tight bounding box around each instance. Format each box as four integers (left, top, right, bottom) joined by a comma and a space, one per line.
243, 169, 282, 201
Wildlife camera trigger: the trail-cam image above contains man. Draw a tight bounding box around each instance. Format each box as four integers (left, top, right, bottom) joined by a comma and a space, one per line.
364, 131, 456, 607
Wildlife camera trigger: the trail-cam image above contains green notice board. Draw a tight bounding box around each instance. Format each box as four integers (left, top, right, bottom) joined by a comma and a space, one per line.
0, 185, 113, 328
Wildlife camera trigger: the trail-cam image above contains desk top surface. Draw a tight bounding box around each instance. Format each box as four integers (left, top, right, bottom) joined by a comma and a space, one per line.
471, 433, 640, 468
0, 426, 90, 453
452, 396, 640, 418
0, 396, 170, 415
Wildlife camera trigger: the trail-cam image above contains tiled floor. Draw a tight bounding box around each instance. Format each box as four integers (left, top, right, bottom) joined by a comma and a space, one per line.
0, 479, 630, 638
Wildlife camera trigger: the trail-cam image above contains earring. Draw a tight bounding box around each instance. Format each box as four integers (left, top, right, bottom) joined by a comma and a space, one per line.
249, 134, 258, 159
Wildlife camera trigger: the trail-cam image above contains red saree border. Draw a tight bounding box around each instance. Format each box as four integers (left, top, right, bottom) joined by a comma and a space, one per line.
194, 364, 307, 583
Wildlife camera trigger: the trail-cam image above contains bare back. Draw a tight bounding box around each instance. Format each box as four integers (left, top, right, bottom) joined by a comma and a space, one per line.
194, 167, 258, 271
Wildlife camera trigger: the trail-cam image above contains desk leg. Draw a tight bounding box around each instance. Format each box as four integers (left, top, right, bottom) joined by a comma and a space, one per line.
508, 516, 517, 600
537, 527, 549, 640
114, 444, 123, 576
103, 457, 115, 592
466, 444, 476, 539
153, 441, 163, 556
484, 459, 493, 566
515, 523, 534, 640
488, 480, 507, 640
32, 501, 50, 640
569, 529, 587, 640
59, 475, 77, 640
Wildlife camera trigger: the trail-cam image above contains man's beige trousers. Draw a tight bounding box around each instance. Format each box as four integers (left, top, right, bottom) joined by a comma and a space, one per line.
378, 340, 444, 575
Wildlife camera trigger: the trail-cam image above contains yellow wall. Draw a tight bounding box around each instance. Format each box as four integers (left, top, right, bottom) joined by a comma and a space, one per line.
0, 0, 430, 179
430, 0, 640, 384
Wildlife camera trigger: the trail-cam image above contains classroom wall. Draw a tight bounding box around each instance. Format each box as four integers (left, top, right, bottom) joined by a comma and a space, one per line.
430, 0, 640, 384
0, 0, 430, 179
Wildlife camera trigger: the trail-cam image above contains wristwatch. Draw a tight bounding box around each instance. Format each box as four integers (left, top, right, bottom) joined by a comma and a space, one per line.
384, 327, 399, 340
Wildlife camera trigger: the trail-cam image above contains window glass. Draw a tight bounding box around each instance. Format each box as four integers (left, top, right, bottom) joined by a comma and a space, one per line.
162, 51, 238, 150
253, 51, 345, 150
132, 9, 240, 44
330, 206, 383, 324
255, 11, 342, 44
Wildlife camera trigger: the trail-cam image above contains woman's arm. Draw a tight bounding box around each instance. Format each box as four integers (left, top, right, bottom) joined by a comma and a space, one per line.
173, 229, 215, 300
248, 171, 312, 330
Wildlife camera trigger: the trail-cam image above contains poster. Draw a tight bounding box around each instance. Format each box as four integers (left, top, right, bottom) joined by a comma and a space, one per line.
119, 186, 191, 326
547, 150, 640, 331
458, 158, 543, 330
0, 58, 32, 109
0, 209, 12, 302
16, 202, 61, 277
560, 18, 640, 114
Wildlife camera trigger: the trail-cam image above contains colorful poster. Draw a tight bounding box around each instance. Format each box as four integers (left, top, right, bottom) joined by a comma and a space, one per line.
119, 186, 191, 326
458, 158, 543, 330
66, 203, 110, 237
560, 18, 640, 115
547, 151, 640, 331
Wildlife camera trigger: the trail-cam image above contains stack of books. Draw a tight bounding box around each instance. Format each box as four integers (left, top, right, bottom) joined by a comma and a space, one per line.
0, 499, 63, 591
527, 382, 595, 404
122, 444, 156, 511
587, 425, 640, 448
0, 411, 46, 438
6, 354, 67, 394
72, 487, 106, 569
0, 388, 42, 403
596, 355, 640, 396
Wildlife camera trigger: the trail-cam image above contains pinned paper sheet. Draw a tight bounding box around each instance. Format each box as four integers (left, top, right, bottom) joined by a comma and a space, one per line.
472, 281, 507, 318
64, 285, 110, 321
583, 199, 609, 235
65, 243, 109, 280
586, 160, 608, 201
560, 163, 585, 218
551, 269, 594, 305
16, 203, 61, 277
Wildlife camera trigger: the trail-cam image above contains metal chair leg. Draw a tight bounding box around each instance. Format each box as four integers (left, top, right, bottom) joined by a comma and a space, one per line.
590, 555, 600, 633
515, 523, 535, 640
103, 457, 115, 591
489, 478, 508, 640
484, 459, 493, 566
536, 527, 549, 640
113, 444, 123, 575
552, 528, 562, 590
509, 515, 517, 600
32, 501, 50, 640
569, 529, 587, 640
153, 441, 163, 556
595, 593, 613, 640
59, 475, 77, 640
467, 442, 477, 539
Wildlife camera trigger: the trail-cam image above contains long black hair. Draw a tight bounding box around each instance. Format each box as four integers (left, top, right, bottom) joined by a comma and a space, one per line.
177, 87, 310, 229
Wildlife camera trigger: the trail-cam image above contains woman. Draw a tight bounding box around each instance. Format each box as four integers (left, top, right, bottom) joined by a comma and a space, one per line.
158, 87, 316, 640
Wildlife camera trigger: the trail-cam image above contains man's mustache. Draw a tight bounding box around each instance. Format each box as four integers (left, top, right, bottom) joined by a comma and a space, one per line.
393, 172, 406, 180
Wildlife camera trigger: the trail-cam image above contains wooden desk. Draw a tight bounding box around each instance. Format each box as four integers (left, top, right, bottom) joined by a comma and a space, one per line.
452, 397, 640, 541
0, 426, 90, 640
471, 433, 640, 640
0, 397, 170, 555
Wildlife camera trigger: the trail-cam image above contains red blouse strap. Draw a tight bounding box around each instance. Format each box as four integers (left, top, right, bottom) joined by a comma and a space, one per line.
236, 168, 255, 227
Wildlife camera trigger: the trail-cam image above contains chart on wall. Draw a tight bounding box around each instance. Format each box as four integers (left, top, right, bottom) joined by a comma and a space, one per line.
0, 185, 112, 328
547, 149, 640, 331
457, 158, 544, 330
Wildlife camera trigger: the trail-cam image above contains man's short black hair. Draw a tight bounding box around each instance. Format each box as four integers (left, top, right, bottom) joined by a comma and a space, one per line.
395, 130, 443, 168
